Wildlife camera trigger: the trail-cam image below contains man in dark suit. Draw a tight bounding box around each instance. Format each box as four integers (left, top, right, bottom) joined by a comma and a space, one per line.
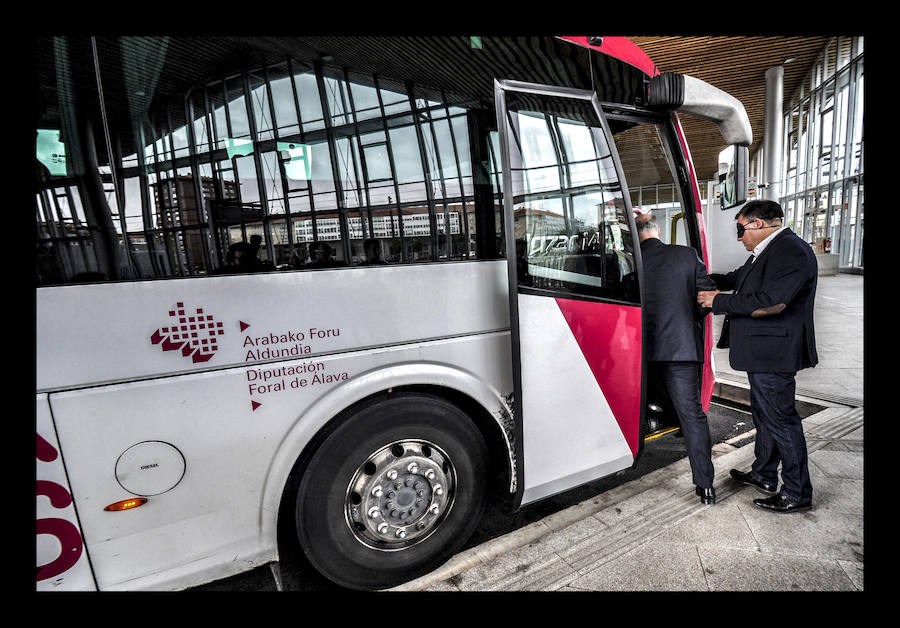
698, 200, 817, 513
637, 212, 718, 505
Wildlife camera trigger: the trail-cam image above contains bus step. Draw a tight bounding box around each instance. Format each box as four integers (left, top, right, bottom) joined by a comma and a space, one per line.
644, 426, 681, 442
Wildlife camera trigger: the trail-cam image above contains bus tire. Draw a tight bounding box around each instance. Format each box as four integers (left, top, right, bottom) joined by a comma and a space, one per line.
294, 392, 488, 590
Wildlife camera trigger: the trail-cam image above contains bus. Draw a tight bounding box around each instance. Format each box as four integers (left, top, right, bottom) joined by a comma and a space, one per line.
35, 35, 751, 591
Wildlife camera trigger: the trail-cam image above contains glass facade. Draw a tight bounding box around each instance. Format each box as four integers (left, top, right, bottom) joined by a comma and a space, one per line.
779, 36, 864, 271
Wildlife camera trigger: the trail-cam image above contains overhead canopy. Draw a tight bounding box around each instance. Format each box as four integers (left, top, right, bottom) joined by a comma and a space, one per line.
629, 35, 832, 180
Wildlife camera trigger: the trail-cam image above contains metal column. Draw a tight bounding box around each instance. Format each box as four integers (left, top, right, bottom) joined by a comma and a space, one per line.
763, 65, 784, 202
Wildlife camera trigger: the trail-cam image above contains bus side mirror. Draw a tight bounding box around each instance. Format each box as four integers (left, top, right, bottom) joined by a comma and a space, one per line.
719, 144, 748, 210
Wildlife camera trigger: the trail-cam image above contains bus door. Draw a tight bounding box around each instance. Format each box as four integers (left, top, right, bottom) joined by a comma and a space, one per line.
494, 80, 644, 507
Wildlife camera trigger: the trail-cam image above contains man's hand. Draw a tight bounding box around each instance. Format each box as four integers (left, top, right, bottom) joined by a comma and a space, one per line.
697, 290, 720, 309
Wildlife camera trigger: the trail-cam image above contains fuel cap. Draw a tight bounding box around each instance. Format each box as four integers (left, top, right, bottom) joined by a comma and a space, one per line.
115, 441, 185, 496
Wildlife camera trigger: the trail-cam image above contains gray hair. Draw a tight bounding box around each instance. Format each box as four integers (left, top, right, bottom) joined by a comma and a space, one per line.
635, 212, 659, 234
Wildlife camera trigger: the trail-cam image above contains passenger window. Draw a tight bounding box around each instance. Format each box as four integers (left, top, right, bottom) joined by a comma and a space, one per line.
34, 37, 499, 285
607, 118, 693, 250
503, 93, 638, 303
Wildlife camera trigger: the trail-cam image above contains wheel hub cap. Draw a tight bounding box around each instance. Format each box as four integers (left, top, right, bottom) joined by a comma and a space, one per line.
346, 440, 455, 550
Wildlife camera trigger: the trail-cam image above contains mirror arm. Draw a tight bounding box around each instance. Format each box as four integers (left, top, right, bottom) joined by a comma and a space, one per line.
647, 72, 752, 147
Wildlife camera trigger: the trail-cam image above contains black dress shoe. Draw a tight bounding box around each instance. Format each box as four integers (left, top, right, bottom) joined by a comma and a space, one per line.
695, 486, 716, 505
729, 469, 777, 496
753, 493, 812, 513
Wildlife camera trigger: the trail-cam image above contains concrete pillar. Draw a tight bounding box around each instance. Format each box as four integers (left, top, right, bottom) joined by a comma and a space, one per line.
763, 65, 784, 202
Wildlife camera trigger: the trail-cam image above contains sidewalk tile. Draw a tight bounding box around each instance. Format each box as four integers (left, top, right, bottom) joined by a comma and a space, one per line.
698, 546, 858, 591
568, 541, 709, 591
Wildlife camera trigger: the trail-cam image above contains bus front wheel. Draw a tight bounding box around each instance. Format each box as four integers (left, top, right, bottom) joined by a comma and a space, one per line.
294, 392, 489, 590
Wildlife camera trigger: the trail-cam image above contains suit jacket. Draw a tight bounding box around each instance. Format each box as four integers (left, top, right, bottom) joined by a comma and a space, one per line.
640, 238, 716, 362
711, 228, 818, 373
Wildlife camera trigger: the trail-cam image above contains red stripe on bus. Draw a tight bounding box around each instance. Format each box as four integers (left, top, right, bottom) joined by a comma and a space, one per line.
554, 298, 642, 457
672, 116, 715, 411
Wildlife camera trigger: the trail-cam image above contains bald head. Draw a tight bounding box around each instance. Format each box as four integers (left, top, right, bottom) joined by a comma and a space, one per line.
636, 213, 660, 242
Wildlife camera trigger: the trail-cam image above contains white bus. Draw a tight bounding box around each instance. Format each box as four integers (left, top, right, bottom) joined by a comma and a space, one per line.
36, 35, 750, 590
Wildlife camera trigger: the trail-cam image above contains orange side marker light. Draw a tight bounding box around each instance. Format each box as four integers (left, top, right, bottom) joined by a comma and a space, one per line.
104, 497, 148, 512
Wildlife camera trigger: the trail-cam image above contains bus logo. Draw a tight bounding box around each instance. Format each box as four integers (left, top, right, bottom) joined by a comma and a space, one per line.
151, 302, 225, 364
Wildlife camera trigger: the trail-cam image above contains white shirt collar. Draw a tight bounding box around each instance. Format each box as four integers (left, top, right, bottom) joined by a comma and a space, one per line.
752, 225, 787, 261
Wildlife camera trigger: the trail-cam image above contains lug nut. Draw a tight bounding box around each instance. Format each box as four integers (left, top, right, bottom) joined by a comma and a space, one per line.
372, 485, 383, 497
430, 504, 440, 515
433, 484, 443, 496
407, 463, 419, 474
368, 507, 380, 519
396, 529, 407, 539
414, 482, 423, 490
378, 522, 389, 534
416, 521, 427, 530
387, 470, 398, 480
424, 469, 435, 480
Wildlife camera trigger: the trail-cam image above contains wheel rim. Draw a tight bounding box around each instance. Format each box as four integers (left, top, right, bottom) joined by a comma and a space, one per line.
345, 439, 456, 551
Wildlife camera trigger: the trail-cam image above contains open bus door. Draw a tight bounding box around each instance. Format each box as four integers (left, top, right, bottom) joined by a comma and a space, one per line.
494, 80, 646, 508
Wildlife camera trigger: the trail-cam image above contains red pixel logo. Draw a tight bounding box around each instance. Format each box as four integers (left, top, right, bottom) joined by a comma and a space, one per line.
151, 302, 225, 364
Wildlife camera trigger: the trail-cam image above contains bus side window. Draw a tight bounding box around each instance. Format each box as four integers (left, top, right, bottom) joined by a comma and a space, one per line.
35, 39, 502, 286
611, 118, 698, 255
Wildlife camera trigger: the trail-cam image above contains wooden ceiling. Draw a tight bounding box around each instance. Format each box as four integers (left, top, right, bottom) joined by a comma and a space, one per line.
627, 36, 833, 181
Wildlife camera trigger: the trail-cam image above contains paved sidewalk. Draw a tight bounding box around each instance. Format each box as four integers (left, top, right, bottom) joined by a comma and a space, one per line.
389, 274, 864, 592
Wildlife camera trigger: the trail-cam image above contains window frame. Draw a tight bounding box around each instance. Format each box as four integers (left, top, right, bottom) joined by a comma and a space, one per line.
495, 79, 646, 308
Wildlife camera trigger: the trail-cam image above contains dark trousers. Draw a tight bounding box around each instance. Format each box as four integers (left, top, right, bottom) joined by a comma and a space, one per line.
748, 371, 813, 502
656, 361, 714, 489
